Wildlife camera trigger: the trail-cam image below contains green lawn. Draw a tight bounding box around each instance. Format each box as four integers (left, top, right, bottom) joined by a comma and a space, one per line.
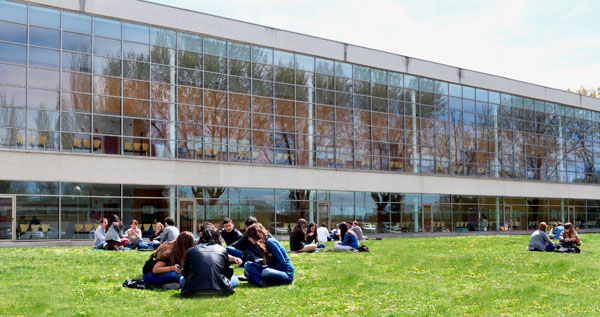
1, 234, 599, 316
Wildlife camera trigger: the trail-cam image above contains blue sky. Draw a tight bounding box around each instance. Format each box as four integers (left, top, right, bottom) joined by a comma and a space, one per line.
149, 0, 599, 91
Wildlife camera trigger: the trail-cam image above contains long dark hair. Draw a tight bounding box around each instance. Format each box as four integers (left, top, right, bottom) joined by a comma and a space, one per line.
154, 231, 195, 265
291, 218, 307, 241
198, 222, 223, 244
246, 223, 271, 262
107, 214, 122, 231
339, 222, 350, 241
307, 222, 316, 234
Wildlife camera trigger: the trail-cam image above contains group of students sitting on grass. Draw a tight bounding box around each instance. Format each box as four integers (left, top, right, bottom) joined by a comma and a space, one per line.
527, 222, 582, 253
141, 217, 294, 295
93, 214, 179, 251
288, 219, 369, 253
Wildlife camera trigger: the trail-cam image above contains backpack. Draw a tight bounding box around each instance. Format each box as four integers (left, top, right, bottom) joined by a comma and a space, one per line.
122, 276, 152, 290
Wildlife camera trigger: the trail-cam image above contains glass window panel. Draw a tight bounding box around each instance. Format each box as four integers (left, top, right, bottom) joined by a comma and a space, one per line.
388, 72, 402, 87
93, 37, 121, 58
0, 21, 26, 44
123, 60, 149, 80
93, 95, 120, 115
177, 68, 202, 87
151, 46, 175, 65
123, 117, 149, 136
252, 45, 272, 64
205, 55, 227, 73
204, 37, 226, 56
0, 85, 26, 106
334, 61, 352, 78
151, 27, 176, 48
295, 54, 314, 72
29, 47, 59, 68
353, 65, 370, 81
434, 80, 448, 95
16, 195, 59, 240
0, 107, 25, 128
476, 88, 488, 102
229, 76, 250, 94
123, 22, 149, 43
315, 58, 334, 75
28, 68, 59, 90
228, 41, 250, 61
94, 75, 121, 96
252, 79, 273, 97
29, 26, 60, 49
123, 41, 149, 61
62, 52, 92, 72
93, 56, 121, 77
252, 63, 272, 80
62, 11, 91, 33
489, 91, 500, 104
0, 63, 26, 85
229, 59, 250, 77
93, 115, 121, 135
0, 42, 26, 64
178, 50, 202, 69
274, 50, 294, 68
372, 69, 386, 85
62, 31, 91, 53
94, 17, 121, 38
61, 112, 90, 132
0, 0, 27, 23
463, 86, 475, 100
449, 83, 462, 97
61, 92, 91, 111
123, 98, 149, 117
405, 75, 418, 90
28, 89, 59, 109
178, 32, 202, 52
27, 109, 59, 130
151, 64, 175, 83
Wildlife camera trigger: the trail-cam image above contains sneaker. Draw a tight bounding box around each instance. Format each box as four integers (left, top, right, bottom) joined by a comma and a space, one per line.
238, 273, 248, 282
161, 282, 180, 289
117, 246, 125, 251
102, 244, 109, 250
258, 280, 270, 288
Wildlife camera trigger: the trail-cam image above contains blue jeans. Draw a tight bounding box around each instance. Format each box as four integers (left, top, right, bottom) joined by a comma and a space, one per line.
151, 241, 161, 249
180, 275, 239, 289
546, 244, 556, 251
226, 246, 243, 259
125, 240, 151, 249
143, 271, 181, 286
243, 262, 293, 285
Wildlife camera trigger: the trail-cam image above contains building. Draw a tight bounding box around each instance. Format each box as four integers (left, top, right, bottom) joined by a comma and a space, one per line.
0, 0, 599, 245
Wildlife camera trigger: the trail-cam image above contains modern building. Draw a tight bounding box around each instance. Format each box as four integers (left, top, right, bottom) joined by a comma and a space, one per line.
0, 0, 599, 245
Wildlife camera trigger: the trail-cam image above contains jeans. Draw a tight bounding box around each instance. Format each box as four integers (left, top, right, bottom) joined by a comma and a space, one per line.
143, 271, 181, 286
226, 246, 243, 259
243, 262, 293, 285
546, 244, 556, 251
180, 275, 239, 289
125, 240, 151, 249
151, 241, 161, 249
334, 244, 356, 251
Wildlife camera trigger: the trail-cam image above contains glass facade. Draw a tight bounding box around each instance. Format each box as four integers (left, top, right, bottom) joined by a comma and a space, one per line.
0, 179, 599, 240
0, 0, 598, 184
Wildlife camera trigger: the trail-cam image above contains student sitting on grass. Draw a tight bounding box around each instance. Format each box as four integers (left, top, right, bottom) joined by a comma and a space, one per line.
93, 218, 108, 250
124, 220, 151, 250
317, 223, 330, 242
557, 222, 582, 253
330, 224, 341, 241
143, 231, 196, 288
549, 222, 564, 240
351, 221, 365, 241
289, 219, 317, 252
149, 222, 164, 248
527, 222, 555, 252
306, 222, 325, 249
226, 217, 269, 265
152, 217, 179, 249
180, 223, 243, 296
220, 217, 243, 246
105, 214, 128, 250
334, 222, 359, 252
244, 223, 294, 287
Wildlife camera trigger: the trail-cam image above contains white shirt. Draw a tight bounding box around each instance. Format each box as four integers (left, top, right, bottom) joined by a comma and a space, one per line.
317, 226, 329, 243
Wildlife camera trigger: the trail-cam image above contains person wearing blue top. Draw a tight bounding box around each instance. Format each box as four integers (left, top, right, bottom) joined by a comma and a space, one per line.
243, 223, 294, 287
334, 222, 359, 251
549, 222, 564, 240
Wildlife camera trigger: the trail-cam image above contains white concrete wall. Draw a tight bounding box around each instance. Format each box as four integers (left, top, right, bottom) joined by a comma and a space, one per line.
1, 150, 598, 200
22, 0, 600, 112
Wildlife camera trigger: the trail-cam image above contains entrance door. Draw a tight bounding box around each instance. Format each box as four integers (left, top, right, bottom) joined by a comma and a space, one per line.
317, 202, 330, 230
567, 206, 576, 225
422, 204, 433, 233
0, 195, 15, 241
503, 205, 513, 231
178, 199, 197, 235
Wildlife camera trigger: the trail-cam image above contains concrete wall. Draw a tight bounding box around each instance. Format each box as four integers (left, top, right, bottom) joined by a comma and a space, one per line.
1, 150, 598, 200
22, 0, 600, 113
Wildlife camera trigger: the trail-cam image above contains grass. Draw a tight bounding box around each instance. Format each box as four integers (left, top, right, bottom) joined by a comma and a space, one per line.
1, 234, 600, 316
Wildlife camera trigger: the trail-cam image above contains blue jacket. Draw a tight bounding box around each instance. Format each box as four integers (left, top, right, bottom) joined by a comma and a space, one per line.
551, 225, 564, 240
341, 232, 360, 249
266, 238, 294, 278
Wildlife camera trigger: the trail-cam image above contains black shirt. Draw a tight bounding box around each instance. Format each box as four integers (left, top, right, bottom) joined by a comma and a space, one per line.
181, 243, 234, 296
220, 228, 243, 246
289, 230, 306, 251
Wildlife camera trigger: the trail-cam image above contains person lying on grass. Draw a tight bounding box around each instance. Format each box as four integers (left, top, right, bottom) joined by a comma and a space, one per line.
244, 223, 294, 287
143, 231, 196, 288
289, 219, 317, 253
527, 222, 555, 252
180, 222, 243, 296
334, 222, 359, 252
